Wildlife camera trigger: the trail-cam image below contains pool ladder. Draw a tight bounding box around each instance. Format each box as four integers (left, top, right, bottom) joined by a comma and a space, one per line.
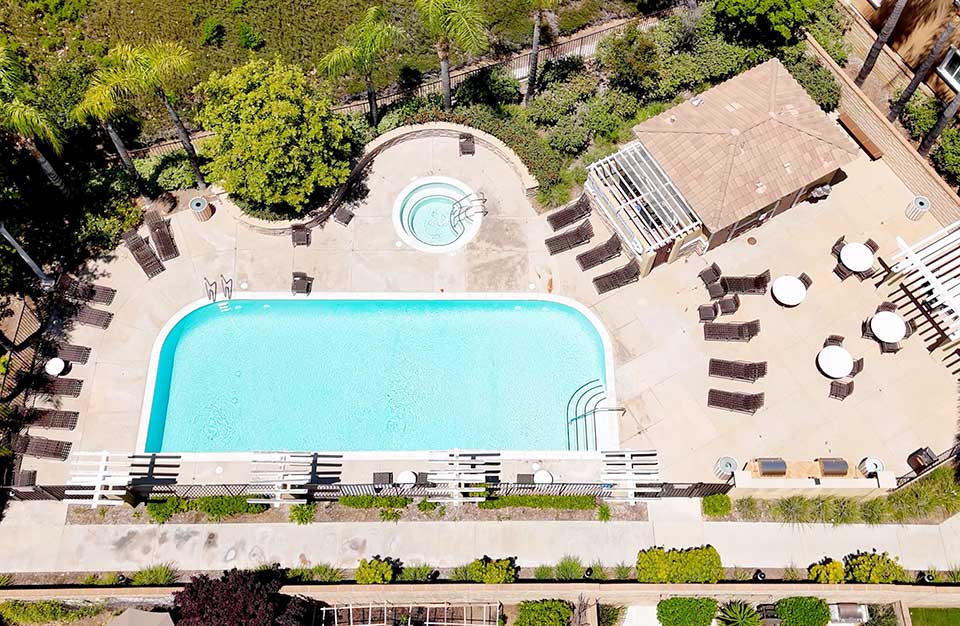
450, 192, 487, 232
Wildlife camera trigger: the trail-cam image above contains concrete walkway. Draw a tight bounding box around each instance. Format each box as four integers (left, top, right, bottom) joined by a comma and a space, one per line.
4, 500, 959, 574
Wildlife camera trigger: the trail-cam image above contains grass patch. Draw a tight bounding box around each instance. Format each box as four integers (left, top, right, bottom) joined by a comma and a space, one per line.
81, 572, 122, 586
130, 564, 179, 586
339, 495, 413, 509
145, 495, 266, 524
909, 609, 960, 626
287, 562, 344, 582
288, 502, 316, 525
379, 509, 403, 522
477, 494, 596, 510
0, 601, 104, 624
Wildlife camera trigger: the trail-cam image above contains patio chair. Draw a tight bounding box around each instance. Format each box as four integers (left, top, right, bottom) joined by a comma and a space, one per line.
798, 272, 813, 290
707, 281, 727, 300
904, 318, 917, 339
698, 263, 722, 287
865, 238, 880, 254
862, 319, 877, 341
880, 340, 902, 354
545, 220, 594, 255
373, 472, 394, 485
74, 304, 113, 329
59, 276, 116, 306
291, 225, 311, 247
145, 210, 179, 261
38, 376, 83, 397
708, 359, 767, 382
576, 234, 621, 271
877, 301, 897, 313
829, 379, 854, 401
823, 335, 844, 347
831, 235, 845, 259
57, 343, 91, 364
516, 473, 535, 485
291, 272, 313, 295
459, 133, 475, 156
122, 228, 165, 278
11, 434, 72, 461
546, 196, 591, 231
833, 263, 853, 281
850, 357, 864, 377
856, 266, 878, 281
698, 303, 718, 323
718, 294, 740, 315
333, 205, 355, 226
415, 472, 431, 487
593, 259, 640, 294
707, 389, 764, 414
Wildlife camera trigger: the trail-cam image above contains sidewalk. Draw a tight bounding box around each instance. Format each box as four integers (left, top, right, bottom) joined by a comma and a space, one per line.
4, 500, 959, 574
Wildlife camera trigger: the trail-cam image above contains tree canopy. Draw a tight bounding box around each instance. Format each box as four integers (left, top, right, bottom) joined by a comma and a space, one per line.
174, 568, 312, 626
195, 57, 357, 214
714, 0, 817, 43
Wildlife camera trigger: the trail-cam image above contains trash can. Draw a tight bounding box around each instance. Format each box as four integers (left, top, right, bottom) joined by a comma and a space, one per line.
906, 196, 930, 221
190, 196, 213, 222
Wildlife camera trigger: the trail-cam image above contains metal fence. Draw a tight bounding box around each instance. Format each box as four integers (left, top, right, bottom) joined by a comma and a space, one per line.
894, 444, 959, 488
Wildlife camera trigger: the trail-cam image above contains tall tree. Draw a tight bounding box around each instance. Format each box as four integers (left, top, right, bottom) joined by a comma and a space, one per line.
523, 0, 562, 105
856, 0, 908, 87
919, 90, 960, 156
320, 6, 405, 127
73, 70, 139, 180
414, 0, 488, 111
888, 12, 959, 121
0, 44, 67, 195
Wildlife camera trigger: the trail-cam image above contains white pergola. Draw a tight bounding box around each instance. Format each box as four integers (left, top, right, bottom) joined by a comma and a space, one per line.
891, 220, 960, 342
585, 141, 703, 255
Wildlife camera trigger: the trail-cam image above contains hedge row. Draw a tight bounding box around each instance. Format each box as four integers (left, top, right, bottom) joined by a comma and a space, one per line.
477, 494, 597, 510
635, 546, 723, 584
145, 496, 266, 524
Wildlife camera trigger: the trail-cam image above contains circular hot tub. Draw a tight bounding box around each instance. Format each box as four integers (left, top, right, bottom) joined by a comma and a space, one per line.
393, 176, 483, 253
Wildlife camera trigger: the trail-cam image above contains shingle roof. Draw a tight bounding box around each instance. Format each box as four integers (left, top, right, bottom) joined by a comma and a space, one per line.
632, 58, 858, 233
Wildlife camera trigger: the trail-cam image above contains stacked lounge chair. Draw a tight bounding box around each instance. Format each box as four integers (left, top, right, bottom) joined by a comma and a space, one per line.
57, 343, 91, 364
11, 434, 72, 461
703, 320, 761, 342
144, 210, 180, 261
59, 276, 116, 306
707, 389, 765, 414
709, 359, 767, 382
122, 229, 165, 278
576, 234, 621, 270
720, 270, 771, 295
546, 196, 591, 231
74, 304, 113, 329
593, 259, 640, 294
545, 221, 594, 255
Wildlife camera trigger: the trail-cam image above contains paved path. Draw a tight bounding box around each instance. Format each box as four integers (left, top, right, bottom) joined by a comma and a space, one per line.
4, 500, 960, 573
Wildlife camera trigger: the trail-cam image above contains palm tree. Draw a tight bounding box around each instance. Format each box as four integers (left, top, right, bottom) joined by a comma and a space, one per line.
0, 44, 67, 195
889, 10, 959, 122
524, 0, 562, 105
95, 43, 207, 190
73, 71, 139, 180
856, 0, 908, 87
717, 601, 760, 626
414, 0, 488, 111
320, 6, 405, 127
919, 90, 960, 156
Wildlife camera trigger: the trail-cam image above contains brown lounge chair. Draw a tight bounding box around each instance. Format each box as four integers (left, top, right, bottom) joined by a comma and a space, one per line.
698, 303, 718, 323
831, 235, 845, 259
546, 196, 591, 231
59, 276, 116, 306
11, 434, 72, 461
39, 376, 83, 397
291, 272, 313, 295
145, 210, 180, 261
829, 379, 854, 401
74, 304, 113, 329
122, 228, 165, 278
833, 263, 853, 281
576, 234, 621, 271
545, 220, 594, 255
698, 263, 722, 286
593, 259, 640, 294
703, 320, 761, 342
57, 343, 91, 364
459, 133, 475, 156
720, 270, 770, 295
708, 389, 764, 414
291, 225, 311, 247
708, 359, 767, 382
718, 294, 740, 315
28, 409, 79, 430
707, 281, 726, 299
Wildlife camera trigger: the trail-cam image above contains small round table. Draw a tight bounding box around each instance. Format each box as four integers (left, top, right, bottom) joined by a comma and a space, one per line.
771, 276, 806, 306
817, 345, 854, 379
396, 470, 418, 486
871, 311, 907, 343
44, 357, 66, 377
533, 469, 554, 485
840, 243, 874, 272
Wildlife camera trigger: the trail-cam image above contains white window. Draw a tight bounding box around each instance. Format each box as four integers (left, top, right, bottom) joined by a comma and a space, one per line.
938, 47, 960, 92
866, 0, 881, 8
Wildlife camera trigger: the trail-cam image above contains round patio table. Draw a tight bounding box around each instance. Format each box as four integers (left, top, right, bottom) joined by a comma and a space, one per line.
840, 242, 874, 272
533, 469, 554, 485
817, 345, 853, 379
396, 470, 417, 486
44, 357, 66, 377
771, 275, 806, 306
871, 311, 907, 343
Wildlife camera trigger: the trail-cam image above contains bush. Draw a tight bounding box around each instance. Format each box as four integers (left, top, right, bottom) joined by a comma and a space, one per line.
81, 572, 122, 586
376, 93, 444, 133
719, 600, 761, 626
783, 55, 840, 112
898, 92, 942, 141
772, 495, 816, 524
599, 604, 625, 626
145, 497, 189, 524
454, 66, 521, 107
861, 498, 889, 525
775, 597, 830, 626
287, 563, 344, 582
613, 562, 633, 580
596, 25, 660, 94
808, 559, 844, 584
131, 563, 179, 586
548, 116, 590, 154
339, 495, 413, 509
418, 499, 439, 513
133, 151, 198, 192
884, 466, 960, 522
844, 551, 907, 584
657, 598, 718, 626
534, 565, 554, 579
527, 74, 596, 126
379, 509, 402, 522
0, 601, 103, 624
237, 22, 265, 50
557, 0, 601, 35
174, 568, 309, 626
714, 0, 816, 43
457, 557, 518, 584
555, 555, 585, 580
477, 494, 596, 510
866, 604, 898, 626
932, 127, 960, 184
807, 0, 849, 65
199, 17, 225, 47
355, 557, 396, 584
193, 496, 267, 521
635, 546, 723, 583
582, 90, 638, 141
734, 497, 761, 520
535, 56, 586, 91
289, 503, 316, 525
597, 503, 611, 521
703, 494, 732, 517
515, 600, 573, 626
398, 563, 435, 582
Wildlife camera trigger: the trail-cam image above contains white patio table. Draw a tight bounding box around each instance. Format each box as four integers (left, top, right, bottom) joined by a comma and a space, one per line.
771, 275, 806, 306
840, 242, 874, 272
396, 470, 418, 486
44, 357, 66, 377
817, 345, 853, 379
871, 311, 907, 343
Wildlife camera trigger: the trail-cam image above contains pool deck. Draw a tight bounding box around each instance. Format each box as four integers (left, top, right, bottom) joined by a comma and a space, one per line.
22, 133, 958, 486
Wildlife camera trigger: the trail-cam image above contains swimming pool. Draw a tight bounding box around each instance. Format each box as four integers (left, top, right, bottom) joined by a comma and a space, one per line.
393, 176, 483, 253
139, 295, 614, 455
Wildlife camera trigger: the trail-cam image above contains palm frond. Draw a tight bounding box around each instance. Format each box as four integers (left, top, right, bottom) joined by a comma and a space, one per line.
320, 44, 359, 78
141, 42, 194, 91
322, 5, 405, 78
442, 0, 488, 54
0, 98, 62, 153
0, 44, 28, 97
73, 65, 139, 122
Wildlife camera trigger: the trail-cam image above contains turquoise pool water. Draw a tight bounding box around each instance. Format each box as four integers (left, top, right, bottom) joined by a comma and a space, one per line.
399, 181, 467, 247
145, 299, 608, 453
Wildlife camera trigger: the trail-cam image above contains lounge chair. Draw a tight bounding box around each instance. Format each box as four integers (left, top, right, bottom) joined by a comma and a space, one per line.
516, 473, 535, 485
865, 238, 880, 254
546, 196, 591, 231
833, 263, 853, 281
718, 294, 740, 315
698, 303, 718, 323
373, 472, 394, 485
720, 270, 770, 295
75, 304, 113, 329
59, 276, 116, 306
850, 358, 864, 377
831, 236, 845, 259
459, 133, 475, 156
333, 205, 355, 226
829, 379, 854, 401
13, 470, 36, 487
576, 234, 621, 271
708, 359, 767, 382
861, 319, 877, 341
877, 301, 897, 313
545, 220, 594, 255
823, 335, 844, 347
291, 272, 313, 295
707, 389, 764, 414
593, 259, 640, 294
39, 376, 83, 397
11, 434, 72, 461
798, 273, 813, 290
698, 263, 722, 287
703, 320, 760, 342
20, 409, 78, 431
57, 343, 91, 364
291, 225, 311, 247
122, 228, 165, 278
707, 281, 726, 299
145, 211, 179, 261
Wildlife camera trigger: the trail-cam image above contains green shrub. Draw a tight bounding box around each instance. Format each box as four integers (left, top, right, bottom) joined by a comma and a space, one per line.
596, 24, 660, 93
772, 495, 815, 524
557, 0, 601, 35
703, 494, 732, 517
886, 466, 960, 522
535, 56, 586, 91
783, 565, 803, 581
287, 563, 344, 582
866, 605, 898, 626
844, 551, 907, 584
718, 600, 761, 626
0, 601, 103, 624
199, 17, 225, 47
397, 563, 435, 582
587, 561, 607, 580
454, 66, 521, 107
783, 55, 840, 112
613, 562, 633, 580
932, 127, 960, 184
807, 0, 849, 65
599, 604, 625, 626
582, 90, 638, 141
597, 503, 611, 521
81, 572, 122, 586
657, 598, 718, 626
775, 597, 830, 626
515, 600, 573, 626
534, 564, 555, 579
477, 494, 596, 510
808, 559, 844, 584
899, 92, 942, 141
0, 574, 12, 587
418, 499, 439, 513
379, 509, 402, 522
289, 503, 316, 525
237, 22, 265, 49
355, 557, 396, 584
554, 555, 585, 580
548, 116, 590, 154
861, 498, 889, 525
635, 546, 723, 583
527, 74, 596, 126
130, 563, 179, 586
133, 151, 198, 192
193, 496, 267, 521
227, 0, 247, 14
377, 93, 444, 133
583, 142, 619, 166
145, 497, 189, 524
813, 496, 863, 525
458, 557, 518, 584
339, 495, 413, 509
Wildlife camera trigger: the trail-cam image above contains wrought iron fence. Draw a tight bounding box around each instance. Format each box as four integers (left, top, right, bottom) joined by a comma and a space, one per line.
894, 444, 959, 488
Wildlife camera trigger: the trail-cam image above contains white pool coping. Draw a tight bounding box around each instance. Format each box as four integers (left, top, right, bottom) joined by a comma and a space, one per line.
392, 175, 482, 254
135, 291, 618, 463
